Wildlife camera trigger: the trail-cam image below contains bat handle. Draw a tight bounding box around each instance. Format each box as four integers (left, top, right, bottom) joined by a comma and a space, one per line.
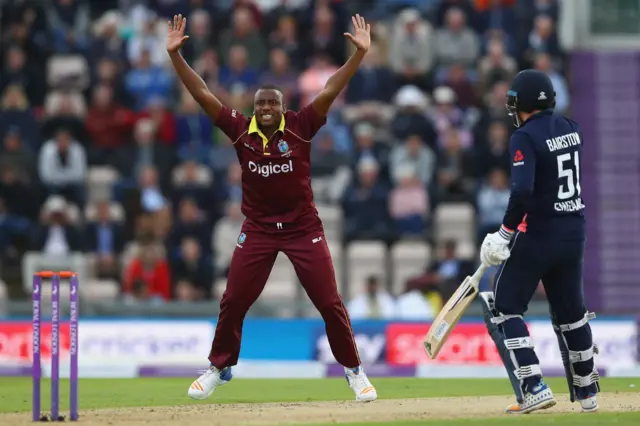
471, 263, 490, 282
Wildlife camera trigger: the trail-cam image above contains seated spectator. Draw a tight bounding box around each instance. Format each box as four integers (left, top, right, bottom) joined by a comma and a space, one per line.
436, 128, 475, 202
0, 128, 37, 182
429, 86, 474, 149
194, 49, 220, 91
389, 164, 430, 236
434, 7, 480, 78
0, 47, 45, 107
523, 14, 561, 67
0, 196, 31, 264
298, 53, 341, 109
93, 57, 132, 107
474, 120, 510, 177
86, 200, 125, 280
534, 52, 569, 113
47, 0, 90, 53
218, 45, 261, 107
220, 163, 243, 205
442, 64, 477, 108
38, 128, 87, 206
122, 238, 171, 302
0, 85, 40, 150
84, 85, 135, 165
477, 168, 510, 242
477, 36, 517, 94
388, 8, 435, 92
426, 240, 474, 301
137, 96, 176, 145
125, 49, 173, 111
172, 160, 216, 218
475, 80, 511, 137
211, 134, 237, 177
40, 91, 87, 143
172, 237, 214, 301
136, 166, 172, 240
214, 200, 244, 276
0, 162, 39, 222
390, 134, 436, 187
394, 278, 436, 320
32, 196, 83, 256
475, 0, 517, 38
347, 275, 395, 319
268, 14, 303, 70
169, 197, 211, 258
89, 11, 127, 65
182, 9, 217, 64
301, 5, 346, 67
350, 122, 390, 182
218, 7, 268, 70
390, 85, 437, 145
261, 48, 299, 109
310, 132, 350, 204
341, 157, 392, 243
346, 42, 395, 106
126, 11, 166, 68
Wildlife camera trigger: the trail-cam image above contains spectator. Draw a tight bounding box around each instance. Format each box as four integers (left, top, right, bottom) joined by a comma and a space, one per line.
0, 135, 39, 221
302, 5, 346, 66
310, 132, 350, 204
175, 90, 215, 162
0, 196, 31, 264
436, 128, 475, 202
0, 47, 45, 107
220, 162, 243, 205
430, 86, 474, 149
474, 119, 510, 177
40, 91, 87, 142
434, 8, 480, 76
182, 9, 216, 64
390, 85, 437, 145
346, 276, 395, 319
127, 11, 166, 67
172, 160, 216, 217
261, 48, 300, 109
268, 14, 303, 70
426, 240, 474, 301
298, 53, 341, 109
137, 96, 177, 145
47, 0, 90, 53
214, 200, 244, 276
32, 196, 83, 256
86, 200, 125, 280
394, 278, 436, 320
475, 0, 517, 38
89, 11, 127, 65
0, 85, 40, 150
169, 197, 212, 257
389, 164, 429, 236
38, 128, 87, 206
211, 134, 236, 177
442, 64, 477, 108
218, 45, 261, 107
172, 237, 214, 301
125, 49, 173, 111
341, 157, 391, 243
346, 42, 395, 105
388, 9, 435, 91
534, 52, 569, 113
123, 239, 171, 302
523, 14, 560, 67
350, 123, 390, 181
0, 128, 37, 181
476, 168, 510, 242
85, 85, 135, 165
218, 7, 268, 69
389, 134, 436, 187
93, 57, 132, 107
135, 166, 172, 239
477, 36, 518, 93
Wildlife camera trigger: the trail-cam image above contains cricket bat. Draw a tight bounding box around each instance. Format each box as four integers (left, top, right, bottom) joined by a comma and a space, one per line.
423, 263, 489, 359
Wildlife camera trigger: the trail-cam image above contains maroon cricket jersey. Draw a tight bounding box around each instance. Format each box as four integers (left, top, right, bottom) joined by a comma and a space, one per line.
215, 104, 327, 230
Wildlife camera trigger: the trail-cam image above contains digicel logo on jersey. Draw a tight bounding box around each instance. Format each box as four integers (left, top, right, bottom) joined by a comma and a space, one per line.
248, 160, 293, 177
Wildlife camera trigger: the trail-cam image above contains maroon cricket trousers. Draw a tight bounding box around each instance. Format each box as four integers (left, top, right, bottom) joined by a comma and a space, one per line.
208, 216, 361, 369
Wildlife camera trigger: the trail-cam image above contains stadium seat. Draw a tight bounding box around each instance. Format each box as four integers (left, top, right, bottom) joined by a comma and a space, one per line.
345, 241, 388, 299
84, 201, 125, 223
47, 55, 90, 90
315, 204, 343, 242
86, 166, 120, 202
390, 240, 431, 295
434, 202, 476, 244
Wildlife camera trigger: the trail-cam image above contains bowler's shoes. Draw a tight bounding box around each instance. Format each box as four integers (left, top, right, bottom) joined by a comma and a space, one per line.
187, 366, 232, 400
505, 382, 556, 414
577, 392, 598, 412
345, 366, 377, 402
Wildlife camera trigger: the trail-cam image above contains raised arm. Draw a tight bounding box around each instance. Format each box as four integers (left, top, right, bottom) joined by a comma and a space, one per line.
167, 14, 223, 121
312, 14, 371, 117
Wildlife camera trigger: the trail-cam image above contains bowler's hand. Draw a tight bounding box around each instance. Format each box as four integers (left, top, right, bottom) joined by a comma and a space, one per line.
480, 231, 511, 266
167, 14, 189, 53
344, 14, 370, 52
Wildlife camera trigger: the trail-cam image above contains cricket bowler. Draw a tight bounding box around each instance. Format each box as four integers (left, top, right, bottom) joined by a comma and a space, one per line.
166, 14, 377, 402
478, 70, 600, 414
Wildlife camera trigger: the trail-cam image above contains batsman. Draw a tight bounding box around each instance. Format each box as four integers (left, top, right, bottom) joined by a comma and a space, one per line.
478, 70, 600, 414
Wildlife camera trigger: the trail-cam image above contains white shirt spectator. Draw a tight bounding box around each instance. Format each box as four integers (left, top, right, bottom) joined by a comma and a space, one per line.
347, 292, 396, 319
38, 133, 87, 186
395, 291, 435, 320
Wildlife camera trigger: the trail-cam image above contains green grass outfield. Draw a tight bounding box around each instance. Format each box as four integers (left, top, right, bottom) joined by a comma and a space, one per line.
0, 377, 639, 425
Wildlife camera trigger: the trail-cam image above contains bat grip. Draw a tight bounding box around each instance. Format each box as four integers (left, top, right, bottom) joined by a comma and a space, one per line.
471, 263, 489, 282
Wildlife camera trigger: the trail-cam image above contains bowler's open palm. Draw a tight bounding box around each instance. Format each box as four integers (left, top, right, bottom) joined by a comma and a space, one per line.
344, 14, 371, 52
167, 14, 189, 53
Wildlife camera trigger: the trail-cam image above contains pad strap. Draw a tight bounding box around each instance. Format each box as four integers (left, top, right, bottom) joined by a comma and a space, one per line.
558, 312, 596, 332
514, 364, 543, 380
504, 337, 534, 350
572, 369, 600, 387
569, 344, 599, 363
491, 314, 523, 325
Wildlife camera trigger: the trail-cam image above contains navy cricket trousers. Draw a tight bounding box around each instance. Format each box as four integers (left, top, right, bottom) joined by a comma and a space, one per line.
208, 218, 361, 369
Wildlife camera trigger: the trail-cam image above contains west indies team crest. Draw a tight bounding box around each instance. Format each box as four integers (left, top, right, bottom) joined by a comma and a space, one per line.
278, 139, 292, 157
237, 232, 247, 248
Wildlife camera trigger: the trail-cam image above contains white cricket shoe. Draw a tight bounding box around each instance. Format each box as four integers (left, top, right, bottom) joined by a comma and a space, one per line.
505, 382, 556, 414
187, 366, 232, 400
578, 393, 598, 412
344, 366, 377, 402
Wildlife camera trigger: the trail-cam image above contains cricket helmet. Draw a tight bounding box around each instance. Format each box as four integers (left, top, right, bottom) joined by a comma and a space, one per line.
506, 69, 556, 127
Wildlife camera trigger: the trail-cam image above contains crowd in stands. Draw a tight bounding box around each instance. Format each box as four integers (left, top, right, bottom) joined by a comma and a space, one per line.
0, 0, 567, 307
